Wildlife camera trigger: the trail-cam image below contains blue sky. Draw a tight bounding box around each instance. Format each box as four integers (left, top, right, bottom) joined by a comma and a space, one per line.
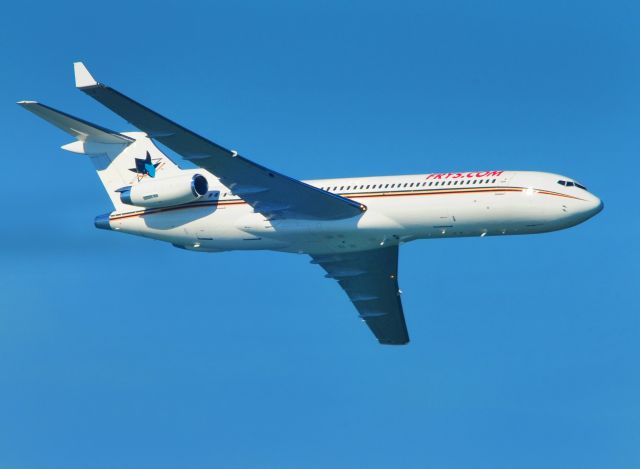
1, 1, 638, 468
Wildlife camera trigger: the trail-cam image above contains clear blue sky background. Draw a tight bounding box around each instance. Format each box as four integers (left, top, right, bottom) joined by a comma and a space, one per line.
1, 1, 638, 468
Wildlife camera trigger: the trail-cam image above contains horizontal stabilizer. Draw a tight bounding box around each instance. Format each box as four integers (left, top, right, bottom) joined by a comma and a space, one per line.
18, 101, 133, 145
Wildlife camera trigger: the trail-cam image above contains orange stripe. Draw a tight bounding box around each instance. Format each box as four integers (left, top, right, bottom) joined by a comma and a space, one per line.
108, 186, 584, 221
536, 190, 584, 200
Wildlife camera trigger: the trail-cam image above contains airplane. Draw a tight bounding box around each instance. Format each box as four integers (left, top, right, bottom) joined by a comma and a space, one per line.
18, 62, 603, 345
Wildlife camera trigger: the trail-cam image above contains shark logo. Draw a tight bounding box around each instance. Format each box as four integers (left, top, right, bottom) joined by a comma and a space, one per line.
129, 152, 161, 180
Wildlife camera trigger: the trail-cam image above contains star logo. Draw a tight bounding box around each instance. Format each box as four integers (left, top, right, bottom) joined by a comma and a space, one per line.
129, 152, 161, 180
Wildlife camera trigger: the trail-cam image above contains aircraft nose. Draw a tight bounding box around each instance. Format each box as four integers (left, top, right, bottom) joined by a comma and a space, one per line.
585, 194, 604, 218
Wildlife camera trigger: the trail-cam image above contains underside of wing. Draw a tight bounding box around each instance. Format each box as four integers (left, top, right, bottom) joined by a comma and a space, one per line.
72, 62, 365, 220
311, 246, 410, 345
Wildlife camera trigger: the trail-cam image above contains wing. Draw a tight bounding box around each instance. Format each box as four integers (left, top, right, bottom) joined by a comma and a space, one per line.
72, 62, 365, 220
311, 246, 409, 345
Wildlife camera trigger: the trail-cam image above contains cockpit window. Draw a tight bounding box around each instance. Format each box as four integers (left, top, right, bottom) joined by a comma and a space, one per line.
558, 179, 588, 190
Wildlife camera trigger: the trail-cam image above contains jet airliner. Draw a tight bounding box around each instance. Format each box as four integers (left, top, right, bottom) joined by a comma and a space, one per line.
19, 63, 603, 345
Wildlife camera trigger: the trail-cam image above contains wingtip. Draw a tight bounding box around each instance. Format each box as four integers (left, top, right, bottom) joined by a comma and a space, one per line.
17, 100, 38, 106
73, 62, 98, 88
379, 337, 410, 345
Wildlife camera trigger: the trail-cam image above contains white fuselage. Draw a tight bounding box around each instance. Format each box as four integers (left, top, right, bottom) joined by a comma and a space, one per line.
100, 170, 603, 255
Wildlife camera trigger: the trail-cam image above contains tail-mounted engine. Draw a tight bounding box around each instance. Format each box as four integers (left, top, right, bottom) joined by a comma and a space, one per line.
118, 173, 209, 208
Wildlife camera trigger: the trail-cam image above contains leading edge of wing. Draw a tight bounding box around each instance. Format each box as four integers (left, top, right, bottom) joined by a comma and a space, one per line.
72, 62, 366, 220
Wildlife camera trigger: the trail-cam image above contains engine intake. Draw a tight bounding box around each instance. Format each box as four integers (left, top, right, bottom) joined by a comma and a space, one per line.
119, 173, 209, 208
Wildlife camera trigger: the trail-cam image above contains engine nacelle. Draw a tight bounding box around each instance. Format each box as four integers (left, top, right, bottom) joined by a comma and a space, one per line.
119, 173, 209, 208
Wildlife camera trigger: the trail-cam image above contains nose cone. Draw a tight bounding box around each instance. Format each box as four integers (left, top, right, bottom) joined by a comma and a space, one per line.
583, 194, 604, 220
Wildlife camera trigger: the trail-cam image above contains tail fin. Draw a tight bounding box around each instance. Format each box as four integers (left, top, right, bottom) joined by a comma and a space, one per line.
18, 101, 183, 211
